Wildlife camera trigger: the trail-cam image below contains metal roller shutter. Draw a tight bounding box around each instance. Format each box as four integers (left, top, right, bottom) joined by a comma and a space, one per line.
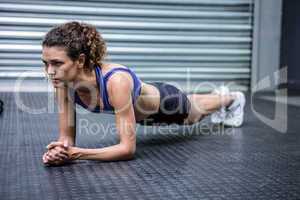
0, 0, 253, 92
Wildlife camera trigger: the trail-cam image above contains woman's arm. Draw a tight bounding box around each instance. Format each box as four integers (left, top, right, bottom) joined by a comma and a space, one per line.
68, 72, 136, 161
43, 86, 76, 165
69, 107, 136, 161
56, 86, 76, 146
45, 72, 136, 164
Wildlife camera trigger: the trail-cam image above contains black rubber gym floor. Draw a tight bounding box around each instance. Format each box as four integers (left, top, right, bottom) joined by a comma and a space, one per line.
0, 92, 299, 200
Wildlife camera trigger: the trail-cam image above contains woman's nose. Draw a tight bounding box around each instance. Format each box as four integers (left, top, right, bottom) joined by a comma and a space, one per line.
47, 66, 56, 78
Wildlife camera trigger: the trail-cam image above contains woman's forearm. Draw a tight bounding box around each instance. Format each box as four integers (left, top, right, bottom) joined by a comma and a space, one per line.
69, 144, 135, 161
58, 134, 75, 146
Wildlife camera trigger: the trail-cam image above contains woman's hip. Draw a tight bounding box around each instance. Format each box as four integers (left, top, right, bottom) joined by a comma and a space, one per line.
138, 82, 191, 125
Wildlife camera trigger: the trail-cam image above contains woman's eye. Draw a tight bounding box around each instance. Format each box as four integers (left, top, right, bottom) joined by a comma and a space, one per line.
53, 62, 62, 66
52, 62, 62, 67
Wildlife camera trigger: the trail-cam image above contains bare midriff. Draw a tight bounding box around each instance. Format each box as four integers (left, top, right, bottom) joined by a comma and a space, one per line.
133, 82, 160, 122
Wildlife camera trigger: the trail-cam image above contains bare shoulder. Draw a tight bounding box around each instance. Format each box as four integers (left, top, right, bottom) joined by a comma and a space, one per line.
107, 71, 133, 94
102, 63, 135, 103
103, 63, 133, 89
106, 75, 133, 113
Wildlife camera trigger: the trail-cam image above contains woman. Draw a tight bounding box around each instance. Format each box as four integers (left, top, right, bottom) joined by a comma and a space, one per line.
42, 21, 245, 166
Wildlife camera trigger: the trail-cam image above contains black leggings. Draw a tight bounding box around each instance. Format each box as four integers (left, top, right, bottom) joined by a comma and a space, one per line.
138, 82, 191, 126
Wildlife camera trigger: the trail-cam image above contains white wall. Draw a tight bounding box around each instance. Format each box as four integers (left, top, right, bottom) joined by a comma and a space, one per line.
251, 0, 283, 92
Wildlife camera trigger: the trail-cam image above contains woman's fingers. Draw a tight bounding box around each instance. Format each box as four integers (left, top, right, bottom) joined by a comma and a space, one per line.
43, 143, 70, 166
53, 146, 69, 159
56, 146, 69, 157
46, 147, 69, 162
48, 155, 67, 166
47, 149, 62, 161
42, 153, 48, 163
56, 152, 68, 160
46, 152, 56, 162
47, 141, 66, 150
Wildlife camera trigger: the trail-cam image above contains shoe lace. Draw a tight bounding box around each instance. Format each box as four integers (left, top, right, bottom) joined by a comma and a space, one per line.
226, 104, 241, 119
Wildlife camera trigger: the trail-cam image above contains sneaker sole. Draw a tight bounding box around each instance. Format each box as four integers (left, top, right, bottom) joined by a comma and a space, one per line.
223, 92, 246, 127
210, 86, 230, 124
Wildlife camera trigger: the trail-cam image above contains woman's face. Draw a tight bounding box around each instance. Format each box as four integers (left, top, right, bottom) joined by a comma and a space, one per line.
42, 46, 80, 88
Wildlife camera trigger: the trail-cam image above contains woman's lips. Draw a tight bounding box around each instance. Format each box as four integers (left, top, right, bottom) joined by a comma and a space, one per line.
52, 79, 60, 84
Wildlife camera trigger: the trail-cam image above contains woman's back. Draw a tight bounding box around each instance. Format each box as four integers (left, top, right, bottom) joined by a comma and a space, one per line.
73, 63, 161, 121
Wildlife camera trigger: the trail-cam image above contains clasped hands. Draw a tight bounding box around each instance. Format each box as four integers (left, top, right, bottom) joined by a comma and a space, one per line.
42, 141, 73, 166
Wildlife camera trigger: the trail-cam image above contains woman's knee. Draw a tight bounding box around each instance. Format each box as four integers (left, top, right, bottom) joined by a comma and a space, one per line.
184, 104, 204, 125
187, 95, 209, 115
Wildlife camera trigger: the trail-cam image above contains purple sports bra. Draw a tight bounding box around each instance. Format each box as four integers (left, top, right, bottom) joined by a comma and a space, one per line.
74, 66, 142, 113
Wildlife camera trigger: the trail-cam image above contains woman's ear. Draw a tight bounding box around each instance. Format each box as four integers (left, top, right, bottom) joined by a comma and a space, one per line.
77, 54, 86, 69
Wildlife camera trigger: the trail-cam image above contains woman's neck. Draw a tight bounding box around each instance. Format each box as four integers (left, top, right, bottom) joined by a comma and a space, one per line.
73, 68, 98, 93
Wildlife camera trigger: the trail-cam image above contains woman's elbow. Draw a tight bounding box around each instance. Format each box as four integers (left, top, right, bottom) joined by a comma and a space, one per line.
122, 145, 136, 160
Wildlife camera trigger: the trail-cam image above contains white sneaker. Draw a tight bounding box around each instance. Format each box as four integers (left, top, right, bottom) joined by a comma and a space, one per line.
211, 86, 230, 124
223, 92, 246, 127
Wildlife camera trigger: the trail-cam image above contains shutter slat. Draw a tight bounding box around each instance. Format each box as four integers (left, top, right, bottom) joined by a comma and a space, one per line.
0, 0, 253, 92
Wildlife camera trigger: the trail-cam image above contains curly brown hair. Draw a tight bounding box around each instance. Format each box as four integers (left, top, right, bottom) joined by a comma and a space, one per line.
42, 21, 107, 71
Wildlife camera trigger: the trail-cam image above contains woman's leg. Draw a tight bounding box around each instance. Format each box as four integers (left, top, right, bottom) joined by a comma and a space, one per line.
184, 93, 234, 125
